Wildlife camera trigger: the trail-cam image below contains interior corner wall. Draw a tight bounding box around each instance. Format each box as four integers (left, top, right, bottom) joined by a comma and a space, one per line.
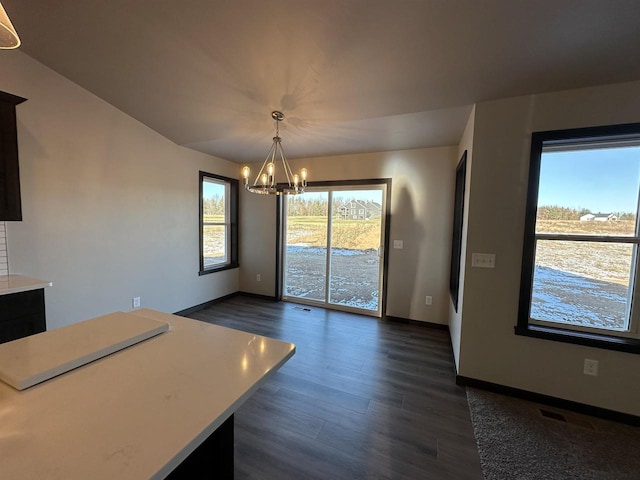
449, 105, 475, 371
1, 51, 239, 329
240, 146, 458, 324
459, 80, 640, 416
238, 185, 278, 296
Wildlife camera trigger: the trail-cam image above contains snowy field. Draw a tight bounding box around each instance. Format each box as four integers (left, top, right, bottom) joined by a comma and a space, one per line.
532, 266, 628, 330
284, 246, 379, 311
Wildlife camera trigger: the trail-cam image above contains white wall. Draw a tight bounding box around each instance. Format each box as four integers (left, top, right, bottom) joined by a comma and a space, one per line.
1, 51, 239, 329
239, 187, 278, 297
240, 146, 457, 324
458, 81, 640, 416
448, 106, 475, 369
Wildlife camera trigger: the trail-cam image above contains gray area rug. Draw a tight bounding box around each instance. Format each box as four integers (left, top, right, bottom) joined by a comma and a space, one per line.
466, 388, 640, 480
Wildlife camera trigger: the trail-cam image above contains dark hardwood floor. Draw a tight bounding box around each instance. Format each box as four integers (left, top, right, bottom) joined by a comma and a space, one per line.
187, 295, 483, 480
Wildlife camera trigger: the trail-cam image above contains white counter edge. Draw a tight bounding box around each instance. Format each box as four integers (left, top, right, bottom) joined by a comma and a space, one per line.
152, 344, 296, 480
0, 274, 53, 296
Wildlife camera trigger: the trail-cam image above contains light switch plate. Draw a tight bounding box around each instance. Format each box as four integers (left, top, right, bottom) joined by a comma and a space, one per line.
472, 253, 496, 268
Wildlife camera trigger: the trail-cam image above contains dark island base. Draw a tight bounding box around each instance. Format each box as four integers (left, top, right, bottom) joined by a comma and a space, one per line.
166, 414, 234, 479
0, 288, 46, 344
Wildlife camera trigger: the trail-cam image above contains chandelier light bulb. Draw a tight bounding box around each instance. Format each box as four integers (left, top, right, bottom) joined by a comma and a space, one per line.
0, 2, 20, 50
300, 168, 307, 181
242, 166, 251, 179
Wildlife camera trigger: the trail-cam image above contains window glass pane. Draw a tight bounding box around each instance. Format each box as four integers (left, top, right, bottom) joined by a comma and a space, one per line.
531, 240, 634, 331
329, 190, 383, 311
536, 146, 640, 236
203, 179, 226, 221
202, 177, 228, 269
203, 225, 227, 267
284, 192, 328, 302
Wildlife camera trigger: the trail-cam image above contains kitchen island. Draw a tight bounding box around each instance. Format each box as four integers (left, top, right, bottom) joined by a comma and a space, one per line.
0, 308, 296, 479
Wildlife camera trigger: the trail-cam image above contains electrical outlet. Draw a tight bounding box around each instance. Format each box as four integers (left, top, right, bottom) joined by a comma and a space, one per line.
256, 274, 261, 282
425, 296, 432, 305
132, 297, 141, 309
393, 240, 404, 249
583, 359, 598, 376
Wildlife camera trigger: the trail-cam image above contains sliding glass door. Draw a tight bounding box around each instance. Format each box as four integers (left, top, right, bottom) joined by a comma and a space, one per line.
282, 183, 388, 317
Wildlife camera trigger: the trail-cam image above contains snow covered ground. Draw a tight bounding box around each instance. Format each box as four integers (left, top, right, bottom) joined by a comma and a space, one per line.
531, 266, 628, 330
284, 246, 380, 311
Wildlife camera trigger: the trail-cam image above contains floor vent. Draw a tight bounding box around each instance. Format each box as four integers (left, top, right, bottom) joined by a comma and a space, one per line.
540, 409, 566, 422
293, 306, 312, 312
539, 408, 596, 430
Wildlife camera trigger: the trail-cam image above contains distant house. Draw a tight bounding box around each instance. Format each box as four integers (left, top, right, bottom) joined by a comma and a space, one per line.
336, 200, 382, 220
580, 213, 617, 222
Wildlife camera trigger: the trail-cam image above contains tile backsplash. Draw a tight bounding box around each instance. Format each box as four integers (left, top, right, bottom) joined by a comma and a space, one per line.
0, 222, 8, 276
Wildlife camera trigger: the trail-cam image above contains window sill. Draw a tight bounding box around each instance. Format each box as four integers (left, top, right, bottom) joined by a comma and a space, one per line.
515, 324, 640, 354
199, 262, 239, 276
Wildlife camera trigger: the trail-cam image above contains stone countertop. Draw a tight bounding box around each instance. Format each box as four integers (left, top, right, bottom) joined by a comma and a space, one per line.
0, 308, 296, 479
0, 274, 52, 296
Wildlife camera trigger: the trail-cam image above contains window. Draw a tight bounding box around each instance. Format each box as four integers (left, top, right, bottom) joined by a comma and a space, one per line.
199, 171, 238, 274
517, 124, 640, 353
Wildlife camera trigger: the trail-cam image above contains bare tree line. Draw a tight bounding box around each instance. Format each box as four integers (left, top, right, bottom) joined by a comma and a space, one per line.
537, 205, 635, 221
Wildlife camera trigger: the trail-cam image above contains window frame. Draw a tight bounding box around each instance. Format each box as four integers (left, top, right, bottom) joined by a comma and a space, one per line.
449, 150, 467, 312
516, 123, 640, 354
199, 171, 239, 275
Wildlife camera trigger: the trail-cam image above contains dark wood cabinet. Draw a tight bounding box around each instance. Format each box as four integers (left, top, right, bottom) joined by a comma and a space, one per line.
0, 289, 46, 344
0, 90, 27, 221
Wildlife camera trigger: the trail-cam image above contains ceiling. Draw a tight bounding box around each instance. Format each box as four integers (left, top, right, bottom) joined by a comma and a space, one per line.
4, 0, 640, 163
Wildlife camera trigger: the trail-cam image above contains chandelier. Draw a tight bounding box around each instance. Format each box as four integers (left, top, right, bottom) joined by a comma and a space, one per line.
0, 2, 20, 49
242, 111, 307, 195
